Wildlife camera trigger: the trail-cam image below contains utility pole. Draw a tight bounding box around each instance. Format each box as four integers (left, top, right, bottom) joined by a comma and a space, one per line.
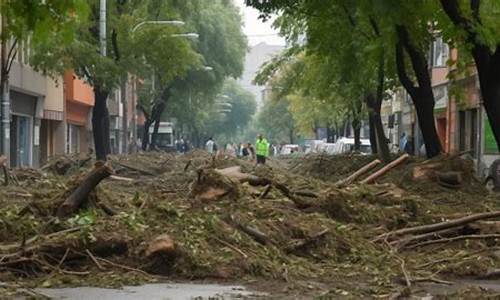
99, 0, 106, 57
1, 10, 11, 165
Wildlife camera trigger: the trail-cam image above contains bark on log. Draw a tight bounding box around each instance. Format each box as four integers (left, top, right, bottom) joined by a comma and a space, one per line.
226, 216, 272, 245
436, 171, 463, 186
215, 166, 271, 186
361, 154, 409, 184
57, 162, 114, 218
335, 159, 381, 187
284, 229, 329, 253
376, 211, 500, 241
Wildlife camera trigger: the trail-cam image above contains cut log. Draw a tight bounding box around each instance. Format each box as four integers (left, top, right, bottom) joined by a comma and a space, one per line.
284, 229, 329, 253
436, 171, 463, 186
376, 211, 500, 241
145, 234, 176, 258
215, 166, 271, 186
57, 161, 114, 218
335, 159, 381, 187
226, 216, 272, 245
361, 154, 409, 184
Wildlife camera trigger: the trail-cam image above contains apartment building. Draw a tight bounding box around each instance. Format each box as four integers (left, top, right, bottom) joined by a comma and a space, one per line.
7, 40, 67, 167
63, 71, 94, 155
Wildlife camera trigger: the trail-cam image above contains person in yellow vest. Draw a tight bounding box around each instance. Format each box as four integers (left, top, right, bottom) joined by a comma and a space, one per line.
255, 134, 270, 165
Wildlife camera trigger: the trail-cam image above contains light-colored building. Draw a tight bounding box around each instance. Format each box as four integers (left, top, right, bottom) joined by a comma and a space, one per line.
238, 42, 284, 109
40, 77, 65, 165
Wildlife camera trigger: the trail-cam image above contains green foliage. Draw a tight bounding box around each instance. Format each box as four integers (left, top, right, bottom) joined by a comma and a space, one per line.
256, 97, 296, 144
205, 79, 257, 143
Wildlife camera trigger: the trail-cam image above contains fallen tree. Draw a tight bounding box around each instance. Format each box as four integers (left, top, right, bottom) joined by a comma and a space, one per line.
57, 161, 114, 218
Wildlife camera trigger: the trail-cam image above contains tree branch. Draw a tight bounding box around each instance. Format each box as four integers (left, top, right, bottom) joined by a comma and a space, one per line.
137, 103, 150, 120
395, 40, 417, 97
5, 38, 18, 74
340, 4, 372, 40
6, 49, 17, 74
111, 29, 120, 62
369, 17, 381, 37
375, 51, 385, 107
471, 0, 481, 23
396, 25, 431, 91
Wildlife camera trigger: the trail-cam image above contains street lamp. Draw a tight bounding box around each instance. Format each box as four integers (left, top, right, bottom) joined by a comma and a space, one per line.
171, 33, 199, 39
132, 20, 185, 33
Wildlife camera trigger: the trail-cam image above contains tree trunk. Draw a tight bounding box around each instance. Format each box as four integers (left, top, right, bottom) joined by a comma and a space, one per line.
141, 118, 152, 151
289, 129, 295, 144
93, 86, 111, 161
367, 94, 391, 162
151, 117, 161, 150
368, 113, 378, 154
395, 25, 442, 158
413, 90, 443, 158
352, 118, 361, 151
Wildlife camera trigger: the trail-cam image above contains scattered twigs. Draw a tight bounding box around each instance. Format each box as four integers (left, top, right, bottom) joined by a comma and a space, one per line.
112, 160, 157, 176
293, 190, 319, 198
183, 159, 192, 172
213, 237, 248, 258
361, 154, 409, 184
259, 185, 272, 199
335, 159, 381, 187
93, 256, 151, 277
406, 234, 500, 249
375, 211, 500, 242
56, 248, 70, 269
109, 175, 134, 182
85, 249, 105, 270
284, 229, 330, 253
392, 227, 461, 249
400, 259, 411, 287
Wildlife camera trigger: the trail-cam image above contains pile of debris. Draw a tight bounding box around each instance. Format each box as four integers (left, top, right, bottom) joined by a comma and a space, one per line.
1, 151, 499, 298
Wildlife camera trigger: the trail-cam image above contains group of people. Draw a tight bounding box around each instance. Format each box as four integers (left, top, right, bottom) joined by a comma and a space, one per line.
174, 138, 191, 154
205, 134, 272, 165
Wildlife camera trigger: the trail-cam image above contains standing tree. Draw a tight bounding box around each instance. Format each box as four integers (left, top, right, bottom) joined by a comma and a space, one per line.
439, 0, 500, 151
0, 0, 86, 159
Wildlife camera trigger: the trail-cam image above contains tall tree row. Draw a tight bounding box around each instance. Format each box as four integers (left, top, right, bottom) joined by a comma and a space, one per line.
249, 0, 500, 157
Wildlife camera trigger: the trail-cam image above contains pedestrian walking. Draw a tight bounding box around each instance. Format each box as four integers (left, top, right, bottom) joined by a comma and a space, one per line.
206, 137, 215, 154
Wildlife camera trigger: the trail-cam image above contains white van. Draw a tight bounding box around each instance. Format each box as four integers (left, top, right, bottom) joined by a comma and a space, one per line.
333, 138, 371, 155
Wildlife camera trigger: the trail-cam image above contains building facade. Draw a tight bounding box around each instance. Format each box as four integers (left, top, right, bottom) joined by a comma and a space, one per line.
63, 72, 94, 155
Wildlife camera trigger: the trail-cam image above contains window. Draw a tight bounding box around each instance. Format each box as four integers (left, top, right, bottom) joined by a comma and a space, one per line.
66, 124, 80, 154
432, 36, 449, 67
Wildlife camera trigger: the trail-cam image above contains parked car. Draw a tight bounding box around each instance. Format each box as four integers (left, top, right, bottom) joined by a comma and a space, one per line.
280, 144, 300, 155
332, 138, 371, 155
318, 143, 336, 154
485, 159, 500, 192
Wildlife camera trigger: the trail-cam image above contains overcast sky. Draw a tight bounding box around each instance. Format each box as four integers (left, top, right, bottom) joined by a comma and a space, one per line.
233, 0, 286, 46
